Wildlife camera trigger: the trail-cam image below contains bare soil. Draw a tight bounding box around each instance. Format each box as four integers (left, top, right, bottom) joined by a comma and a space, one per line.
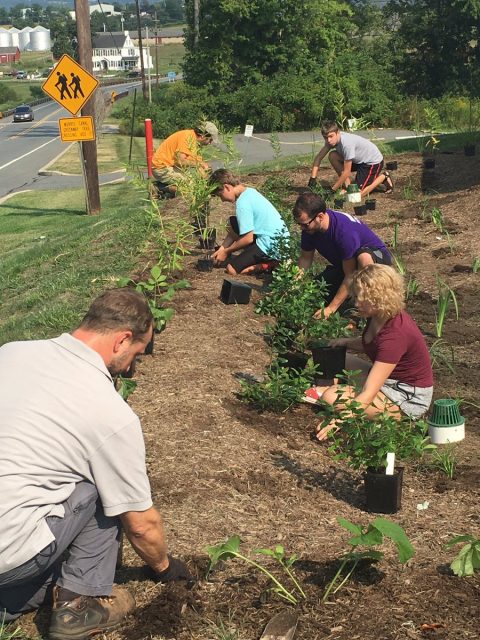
27, 152, 480, 639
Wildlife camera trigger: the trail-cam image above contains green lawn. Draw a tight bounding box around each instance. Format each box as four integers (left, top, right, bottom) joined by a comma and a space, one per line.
0, 80, 44, 112
150, 42, 185, 76
48, 134, 149, 174
0, 182, 156, 345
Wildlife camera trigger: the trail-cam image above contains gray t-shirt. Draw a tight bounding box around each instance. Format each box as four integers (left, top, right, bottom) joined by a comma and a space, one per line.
336, 132, 383, 165
0, 333, 152, 574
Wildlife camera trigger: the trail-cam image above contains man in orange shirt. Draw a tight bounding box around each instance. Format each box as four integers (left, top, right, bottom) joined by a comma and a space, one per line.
152, 121, 219, 196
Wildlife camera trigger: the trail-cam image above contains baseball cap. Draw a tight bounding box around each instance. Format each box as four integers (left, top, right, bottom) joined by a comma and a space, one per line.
202, 121, 219, 144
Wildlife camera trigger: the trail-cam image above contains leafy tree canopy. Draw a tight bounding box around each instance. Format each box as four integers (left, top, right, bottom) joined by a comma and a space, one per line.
386, 0, 480, 97
183, 0, 353, 92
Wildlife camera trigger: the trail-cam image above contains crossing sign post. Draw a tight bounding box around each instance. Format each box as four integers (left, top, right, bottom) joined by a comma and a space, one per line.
42, 54, 99, 116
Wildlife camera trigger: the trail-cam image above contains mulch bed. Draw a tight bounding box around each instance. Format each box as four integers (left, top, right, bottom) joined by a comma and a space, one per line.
24, 151, 480, 640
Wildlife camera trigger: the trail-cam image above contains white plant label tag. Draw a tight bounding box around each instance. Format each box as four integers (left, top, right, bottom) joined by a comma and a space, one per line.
386, 452, 395, 475
244, 124, 254, 137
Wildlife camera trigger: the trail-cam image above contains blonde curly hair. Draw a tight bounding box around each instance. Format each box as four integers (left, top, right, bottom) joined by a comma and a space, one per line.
351, 264, 405, 319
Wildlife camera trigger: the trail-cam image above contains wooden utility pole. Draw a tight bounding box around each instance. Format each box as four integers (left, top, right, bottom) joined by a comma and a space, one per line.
134, 0, 147, 100
74, 0, 101, 214
153, 11, 160, 88
193, 0, 200, 47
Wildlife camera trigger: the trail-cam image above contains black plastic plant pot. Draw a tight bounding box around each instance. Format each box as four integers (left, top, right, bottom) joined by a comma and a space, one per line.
220, 278, 252, 304
121, 358, 136, 378
354, 204, 367, 216
334, 198, 346, 209
278, 350, 309, 371
144, 333, 155, 355
365, 199, 376, 210
386, 161, 398, 171
198, 237, 217, 251
197, 258, 214, 272
197, 228, 217, 250
364, 467, 404, 514
423, 158, 436, 169
310, 345, 346, 379
464, 144, 476, 157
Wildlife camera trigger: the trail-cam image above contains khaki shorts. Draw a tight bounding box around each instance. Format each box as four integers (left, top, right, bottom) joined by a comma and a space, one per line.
152, 165, 182, 184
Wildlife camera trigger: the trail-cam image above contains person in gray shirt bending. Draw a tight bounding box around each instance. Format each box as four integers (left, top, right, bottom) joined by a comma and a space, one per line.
0, 289, 192, 640
308, 120, 393, 197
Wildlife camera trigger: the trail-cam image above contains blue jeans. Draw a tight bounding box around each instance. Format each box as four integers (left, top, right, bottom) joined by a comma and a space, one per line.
0, 482, 121, 621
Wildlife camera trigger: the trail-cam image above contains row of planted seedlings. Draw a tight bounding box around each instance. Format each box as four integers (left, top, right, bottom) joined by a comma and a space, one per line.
116, 125, 243, 397
114, 172, 202, 398
205, 517, 479, 608
238, 243, 467, 511
218, 253, 480, 606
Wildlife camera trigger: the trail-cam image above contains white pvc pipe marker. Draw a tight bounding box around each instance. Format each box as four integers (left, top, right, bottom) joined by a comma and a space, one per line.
386, 452, 395, 475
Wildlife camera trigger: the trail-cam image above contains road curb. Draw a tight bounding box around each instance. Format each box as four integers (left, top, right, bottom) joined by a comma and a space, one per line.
38, 143, 75, 176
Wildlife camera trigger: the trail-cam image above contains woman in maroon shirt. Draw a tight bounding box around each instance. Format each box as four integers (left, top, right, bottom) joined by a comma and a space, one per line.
311, 264, 433, 440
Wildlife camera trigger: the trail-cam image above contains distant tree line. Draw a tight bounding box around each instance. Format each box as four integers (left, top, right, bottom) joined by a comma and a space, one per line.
123, 0, 480, 135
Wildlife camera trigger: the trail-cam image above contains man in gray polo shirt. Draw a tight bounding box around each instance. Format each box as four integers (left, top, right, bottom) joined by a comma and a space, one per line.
308, 120, 393, 197
0, 289, 191, 639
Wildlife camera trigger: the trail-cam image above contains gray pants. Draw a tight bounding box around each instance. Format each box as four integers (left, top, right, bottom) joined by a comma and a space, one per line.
0, 482, 121, 621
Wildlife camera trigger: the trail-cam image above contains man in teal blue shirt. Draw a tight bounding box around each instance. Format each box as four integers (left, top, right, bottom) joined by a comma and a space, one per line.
210, 169, 289, 274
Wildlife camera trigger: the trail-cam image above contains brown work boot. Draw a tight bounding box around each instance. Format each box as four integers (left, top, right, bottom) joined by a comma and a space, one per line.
49, 585, 135, 640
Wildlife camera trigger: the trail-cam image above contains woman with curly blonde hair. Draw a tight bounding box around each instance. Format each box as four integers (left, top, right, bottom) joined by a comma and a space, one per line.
308, 264, 433, 441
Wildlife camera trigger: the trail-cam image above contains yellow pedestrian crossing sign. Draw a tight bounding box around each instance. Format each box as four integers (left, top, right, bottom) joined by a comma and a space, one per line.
42, 54, 99, 116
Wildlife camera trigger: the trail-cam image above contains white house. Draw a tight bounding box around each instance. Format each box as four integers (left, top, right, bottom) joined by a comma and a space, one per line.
69, 3, 121, 20
92, 31, 152, 72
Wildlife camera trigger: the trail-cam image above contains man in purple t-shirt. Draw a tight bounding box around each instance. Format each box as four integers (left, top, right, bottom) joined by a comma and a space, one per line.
293, 192, 391, 318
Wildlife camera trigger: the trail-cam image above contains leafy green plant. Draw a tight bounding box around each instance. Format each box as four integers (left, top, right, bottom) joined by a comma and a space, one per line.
206, 535, 305, 605
269, 132, 282, 162
119, 263, 189, 332
430, 207, 445, 233
402, 179, 416, 201
255, 261, 328, 329
435, 277, 459, 338
323, 517, 415, 602
472, 257, 480, 273
429, 338, 455, 374
321, 398, 433, 471
116, 376, 138, 401
238, 359, 317, 412
431, 444, 457, 479
445, 535, 480, 577
406, 275, 420, 300
176, 171, 216, 230
302, 312, 353, 348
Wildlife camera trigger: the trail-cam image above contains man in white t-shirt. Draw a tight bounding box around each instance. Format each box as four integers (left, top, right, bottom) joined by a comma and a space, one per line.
0, 289, 192, 640
308, 120, 393, 197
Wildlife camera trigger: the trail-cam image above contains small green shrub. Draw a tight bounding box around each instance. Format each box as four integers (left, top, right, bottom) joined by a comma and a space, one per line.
323, 517, 415, 601
445, 534, 480, 577
238, 360, 317, 412
321, 399, 432, 471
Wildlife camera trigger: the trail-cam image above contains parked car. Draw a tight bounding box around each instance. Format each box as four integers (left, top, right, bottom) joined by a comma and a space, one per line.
15, 71, 27, 79
13, 105, 34, 122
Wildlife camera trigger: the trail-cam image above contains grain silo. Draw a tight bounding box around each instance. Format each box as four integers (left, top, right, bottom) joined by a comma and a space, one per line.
18, 27, 33, 51
9, 27, 20, 48
0, 28, 12, 48
29, 26, 51, 51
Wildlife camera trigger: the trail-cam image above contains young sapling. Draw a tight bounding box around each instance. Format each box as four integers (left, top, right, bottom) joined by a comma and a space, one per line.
323, 517, 415, 601
445, 535, 480, 577
206, 535, 305, 605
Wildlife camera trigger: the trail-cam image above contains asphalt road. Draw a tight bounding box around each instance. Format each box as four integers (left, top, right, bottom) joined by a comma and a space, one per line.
0, 90, 418, 201
0, 82, 143, 201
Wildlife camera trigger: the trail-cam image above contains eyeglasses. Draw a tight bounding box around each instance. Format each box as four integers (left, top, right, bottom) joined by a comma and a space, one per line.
297, 213, 320, 229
